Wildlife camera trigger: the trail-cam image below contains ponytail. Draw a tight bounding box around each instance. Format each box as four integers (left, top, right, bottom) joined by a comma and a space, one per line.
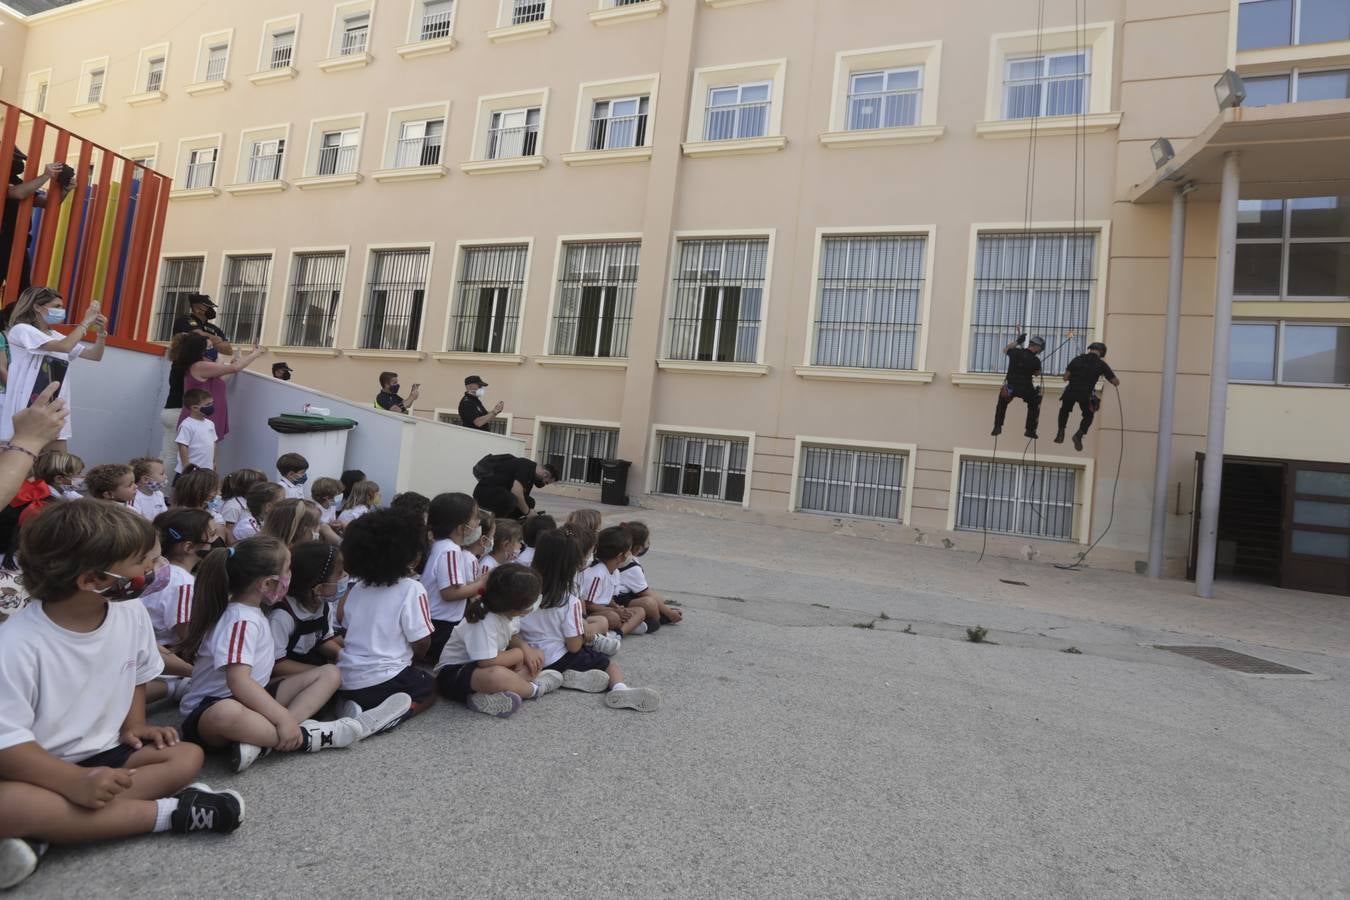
176, 536, 289, 660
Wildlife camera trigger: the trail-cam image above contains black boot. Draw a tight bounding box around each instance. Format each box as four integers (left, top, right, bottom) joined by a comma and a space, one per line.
1024, 429, 1038, 440
991, 425, 1002, 437
1072, 432, 1084, 452
1054, 428, 1065, 444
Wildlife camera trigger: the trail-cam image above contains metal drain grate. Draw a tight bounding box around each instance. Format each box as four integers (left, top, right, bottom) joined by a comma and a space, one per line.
1153, 645, 1311, 675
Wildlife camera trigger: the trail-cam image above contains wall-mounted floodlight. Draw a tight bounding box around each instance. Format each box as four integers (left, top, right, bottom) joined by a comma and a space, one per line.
1151, 138, 1176, 169
1215, 69, 1246, 111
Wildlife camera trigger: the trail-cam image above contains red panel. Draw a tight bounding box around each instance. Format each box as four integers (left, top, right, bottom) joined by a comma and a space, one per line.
136, 172, 172, 342
29, 129, 69, 285
121, 171, 158, 342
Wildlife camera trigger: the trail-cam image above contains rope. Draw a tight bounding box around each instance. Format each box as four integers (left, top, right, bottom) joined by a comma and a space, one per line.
977, 429, 1000, 565
1055, 381, 1125, 570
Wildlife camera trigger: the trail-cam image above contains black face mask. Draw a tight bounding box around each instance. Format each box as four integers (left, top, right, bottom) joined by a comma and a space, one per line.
276, 371, 292, 381
10, 160, 24, 180
197, 307, 216, 321
389, 383, 400, 395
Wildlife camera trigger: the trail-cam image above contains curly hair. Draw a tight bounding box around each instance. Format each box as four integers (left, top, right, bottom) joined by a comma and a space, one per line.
340, 507, 422, 586
19, 500, 155, 603
390, 491, 431, 523
85, 463, 133, 499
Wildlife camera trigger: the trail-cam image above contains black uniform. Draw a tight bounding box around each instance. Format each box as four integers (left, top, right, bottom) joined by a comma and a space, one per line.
993, 343, 1042, 437
457, 392, 491, 431
1058, 353, 1116, 437
375, 390, 408, 413
472, 454, 539, 520
171, 313, 228, 345
0, 171, 31, 293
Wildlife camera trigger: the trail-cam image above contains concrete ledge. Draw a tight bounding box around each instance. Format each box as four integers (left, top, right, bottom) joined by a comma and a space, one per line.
460, 156, 546, 175
345, 349, 426, 360
248, 67, 298, 85
317, 52, 373, 73
223, 180, 287, 196
561, 147, 652, 167
819, 125, 944, 148
432, 352, 526, 366
795, 366, 935, 384
487, 19, 555, 44
125, 90, 166, 107
682, 135, 787, 158
536, 356, 628, 370
273, 346, 341, 357
976, 112, 1122, 139
657, 360, 770, 377
950, 372, 1005, 388
590, 0, 664, 25
294, 173, 362, 190
396, 36, 457, 59
168, 186, 220, 200
372, 165, 448, 183
184, 79, 229, 97
68, 101, 105, 117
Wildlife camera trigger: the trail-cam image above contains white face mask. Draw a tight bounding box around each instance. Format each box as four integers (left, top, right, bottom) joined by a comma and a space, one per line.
475, 388, 486, 398
459, 525, 483, 548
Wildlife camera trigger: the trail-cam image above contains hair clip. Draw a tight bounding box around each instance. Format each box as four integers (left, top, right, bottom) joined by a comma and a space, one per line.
167, 527, 183, 541
227, 547, 236, 558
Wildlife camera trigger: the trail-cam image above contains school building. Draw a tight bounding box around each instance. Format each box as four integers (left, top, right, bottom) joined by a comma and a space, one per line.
0, 0, 1347, 594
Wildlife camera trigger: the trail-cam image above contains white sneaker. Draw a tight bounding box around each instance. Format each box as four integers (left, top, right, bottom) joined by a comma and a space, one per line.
0, 838, 41, 890
231, 742, 268, 773
589, 632, 621, 656
605, 686, 661, 712
561, 669, 610, 693
634, 621, 649, 635
467, 691, 522, 718
335, 699, 362, 720
352, 692, 412, 737
300, 717, 363, 751
532, 670, 563, 698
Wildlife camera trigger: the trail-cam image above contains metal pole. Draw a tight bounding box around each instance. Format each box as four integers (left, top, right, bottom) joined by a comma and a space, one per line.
1195, 152, 1240, 598
1147, 184, 1190, 578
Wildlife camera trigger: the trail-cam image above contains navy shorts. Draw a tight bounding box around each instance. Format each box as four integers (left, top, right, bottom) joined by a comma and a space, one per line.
180, 682, 281, 747
76, 743, 138, 769
426, 619, 458, 664
612, 592, 637, 608
337, 666, 435, 710
435, 661, 479, 704
547, 647, 611, 674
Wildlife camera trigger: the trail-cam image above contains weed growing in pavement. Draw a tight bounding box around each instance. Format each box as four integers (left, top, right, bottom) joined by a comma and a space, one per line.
966, 626, 989, 643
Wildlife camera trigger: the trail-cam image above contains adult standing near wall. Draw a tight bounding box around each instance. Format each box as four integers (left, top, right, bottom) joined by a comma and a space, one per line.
173, 333, 263, 443
457, 375, 503, 431
472, 454, 558, 520
172, 293, 234, 356
375, 371, 419, 414
161, 293, 234, 469
0, 286, 106, 452
1, 150, 65, 295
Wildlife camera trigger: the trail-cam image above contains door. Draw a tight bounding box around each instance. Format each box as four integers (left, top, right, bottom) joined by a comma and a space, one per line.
1283, 462, 1350, 595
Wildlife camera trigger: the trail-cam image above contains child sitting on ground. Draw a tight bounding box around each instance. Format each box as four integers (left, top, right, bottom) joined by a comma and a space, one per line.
338, 480, 380, 526
339, 469, 365, 500
613, 521, 682, 629
131, 457, 169, 521
468, 510, 495, 562
390, 492, 431, 571
520, 530, 659, 710
0, 501, 243, 890
479, 519, 522, 573
136, 509, 209, 704
170, 468, 229, 548
175, 389, 217, 478
334, 509, 437, 727
581, 526, 647, 637
517, 513, 555, 567
176, 537, 408, 773
86, 464, 137, 506
231, 482, 284, 543
268, 541, 344, 675
434, 564, 563, 719
566, 508, 603, 541
275, 453, 308, 501
219, 469, 267, 541
261, 499, 339, 549
311, 477, 344, 528
33, 450, 83, 500
419, 493, 487, 664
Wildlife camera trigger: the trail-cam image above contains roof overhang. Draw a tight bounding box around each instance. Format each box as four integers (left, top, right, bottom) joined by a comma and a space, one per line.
1128, 99, 1350, 204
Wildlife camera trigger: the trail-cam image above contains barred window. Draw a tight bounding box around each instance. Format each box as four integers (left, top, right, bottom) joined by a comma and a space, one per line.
420, 0, 454, 41
283, 252, 345, 348
969, 231, 1097, 376
218, 255, 272, 345
667, 238, 768, 363
450, 244, 528, 354
552, 241, 639, 358
512, 0, 547, 25
153, 257, 205, 340
361, 248, 429, 350
814, 234, 925, 370
269, 30, 295, 70
955, 458, 1079, 541
437, 412, 508, 435
655, 433, 748, 503
539, 423, 619, 485
798, 445, 906, 520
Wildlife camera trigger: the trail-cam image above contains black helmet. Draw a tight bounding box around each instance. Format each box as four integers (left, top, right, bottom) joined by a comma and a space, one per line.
1028, 335, 1046, 350
1088, 341, 1107, 357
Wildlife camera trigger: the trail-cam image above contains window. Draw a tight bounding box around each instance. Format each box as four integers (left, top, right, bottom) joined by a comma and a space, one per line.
450, 244, 529, 354
35, 80, 48, 113
247, 138, 285, 183
589, 96, 649, 150
86, 67, 105, 103
362, 248, 430, 350
145, 57, 166, 92
512, 0, 547, 24
1244, 68, 1350, 106
797, 445, 907, 520
539, 423, 619, 484
667, 238, 768, 363
968, 231, 1098, 375
552, 241, 640, 357
283, 252, 345, 347
847, 68, 921, 130
488, 108, 540, 159
437, 411, 509, 435
270, 29, 296, 69
395, 119, 444, 167
27, 71, 51, 113
318, 130, 360, 175
813, 234, 926, 370
1003, 51, 1089, 119
153, 257, 205, 340
704, 82, 770, 141
185, 147, 218, 189
655, 433, 748, 503
956, 458, 1079, 541
421, 0, 455, 40
1230, 322, 1350, 386
341, 14, 370, 55
1237, 0, 1350, 51
205, 44, 229, 81
218, 255, 272, 344
1237, 196, 1350, 298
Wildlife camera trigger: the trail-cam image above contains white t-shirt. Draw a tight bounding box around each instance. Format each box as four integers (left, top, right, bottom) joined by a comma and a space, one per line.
518, 594, 586, 666
318, 503, 337, 525
1, 324, 89, 442
174, 417, 218, 473
479, 555, 501, 573
338, 505, 369, 526
179, 604, 275, 716
137, 563, 195, 645
268, 597, 335, 661
336, 578, 432, 691
277, 477, 304, 500
517, 546, 536, 567
220, 497, 248, 526
580, 561, 618, 607
232, 515, 261, 541
420, 539, 477, 623
616, 560, 648, 597
435, 611, 515, 671
131, 489, 168, 522
0, 600, 163, 763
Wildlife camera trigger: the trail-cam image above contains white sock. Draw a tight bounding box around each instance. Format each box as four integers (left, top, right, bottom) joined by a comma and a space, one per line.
612, 682, 628, 692
153, 797, 177, 833
634, 622, 648, 635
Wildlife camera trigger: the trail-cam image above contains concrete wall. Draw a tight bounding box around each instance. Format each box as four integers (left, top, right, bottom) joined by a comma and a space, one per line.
1227, 384, 1350, 464
67, 343, 165, 466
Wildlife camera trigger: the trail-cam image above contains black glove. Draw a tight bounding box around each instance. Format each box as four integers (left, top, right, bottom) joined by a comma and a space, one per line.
1015, 333, 1027, 346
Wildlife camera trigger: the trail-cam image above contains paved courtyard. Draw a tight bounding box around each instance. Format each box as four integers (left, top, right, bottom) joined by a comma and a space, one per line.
21, 498, 1350, 898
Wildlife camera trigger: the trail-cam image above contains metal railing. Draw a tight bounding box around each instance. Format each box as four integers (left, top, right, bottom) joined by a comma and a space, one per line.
184, 160, 215, 189
540, 424, 619, 485
704, 101, 769, 141
846, 88, 920, 130
86, 75, 104, 104
812, 235, 926, 370
956, 459, 1078, 541
217, 255, 271, 345
588, 112, 647, 150
341, 28, 369, 56
362, 249, 429, 350
152, 258, 205, 341
393, 136, 442, 168
270, 43, 293, 69
283, 253, 344, 347
420, 7, 453, 40
512, 0, 547, 24
316, 144, 358, 176
247, 153, 283, 183
451, 245, 528, 354
666, 238, 768, 363
798, 446, 906, 520
487, 124, 538, 160
655, 434, 748, 503
145, 68, 164, 93
552, 241, 639, 357
204, 55, 227, 82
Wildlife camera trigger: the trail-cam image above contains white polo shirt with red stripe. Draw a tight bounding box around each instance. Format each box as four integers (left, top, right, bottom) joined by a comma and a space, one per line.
420, 538, 478, 623
580, 561, 619, 608
337, 577, 433, 691
137, 563, 196, 645
179, 603, 275, 717
518, 593, 587, 666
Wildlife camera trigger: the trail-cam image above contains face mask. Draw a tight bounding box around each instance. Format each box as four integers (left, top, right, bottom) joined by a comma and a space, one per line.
315, 583, 340, 603
475, 388, 486, 398
290, 474, 309, 486
199, 404, 216, 417
98, 560, 168, 602
483, 538, 495, 554
389, 383, 401, 395
263, 573, 291, 606
636, 547, 648, 558
199, 308, 217, 321
331, 493, 344, 509
277, 371, 292, 381
207, 496, 224, 513
459, 525, 483, 548
149, 479, 167, 492
42, 306, 66, 325
70, 477, 86, 493
204, 347, 219, 362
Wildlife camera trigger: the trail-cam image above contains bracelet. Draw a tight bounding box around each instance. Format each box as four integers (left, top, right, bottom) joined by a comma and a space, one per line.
0, 442, 38, 462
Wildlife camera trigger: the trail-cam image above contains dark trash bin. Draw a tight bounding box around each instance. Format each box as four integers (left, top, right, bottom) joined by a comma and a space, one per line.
600, 459, 631, 506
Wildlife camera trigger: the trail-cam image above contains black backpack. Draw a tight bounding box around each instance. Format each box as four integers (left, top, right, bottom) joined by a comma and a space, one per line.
472, 454, 517, 484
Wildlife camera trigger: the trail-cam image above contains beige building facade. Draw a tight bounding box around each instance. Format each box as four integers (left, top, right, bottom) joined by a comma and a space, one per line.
1, 0, 1347, 589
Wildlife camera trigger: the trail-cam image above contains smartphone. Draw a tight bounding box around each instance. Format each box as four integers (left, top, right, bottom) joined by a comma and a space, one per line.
411, 383, 421, 392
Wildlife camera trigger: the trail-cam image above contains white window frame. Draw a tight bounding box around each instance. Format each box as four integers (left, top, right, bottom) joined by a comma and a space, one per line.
120, 141, 160, 174
130, 44, 170, 100
276, 245, 351, 348
376, 101, 451, 178
443, 237, 535, 358
489, 0, 555, 43
326, 1, 375, 57
1243, 66, 1350, 105
25, 69, 52, 113
684, 59, 788, 156
1230, 319, 1350, 387
1001, 49, 1092, 119
789, 437, 917, 524
541, 232, 644, 359
799, 226, 937, 381
948, 448, 1094, 544
955, 221, 1111, 379
978, 23, 1118, 138
297, 113, 367, 187
171, 134, 224, 197
192, 29, 234, 86
350, 242, 437, 352
463, 88, 550, 173
1234, 0, 1350, 57
404, 0, 459, 46
1236, 197, 1350, 299
255, 14, 302, 76
231, 124, 291, 188
72, 57, 109, 113
824, 42, 944, 147
531, 417, 622, 486
648, 425, 756, 509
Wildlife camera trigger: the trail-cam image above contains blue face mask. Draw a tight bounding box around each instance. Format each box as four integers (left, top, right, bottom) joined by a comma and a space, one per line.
291, 474, 309, 485
207, 496, 224, 513
199, 404, 216, 417
43, 306, 66, 325
204, 347, 219, 362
